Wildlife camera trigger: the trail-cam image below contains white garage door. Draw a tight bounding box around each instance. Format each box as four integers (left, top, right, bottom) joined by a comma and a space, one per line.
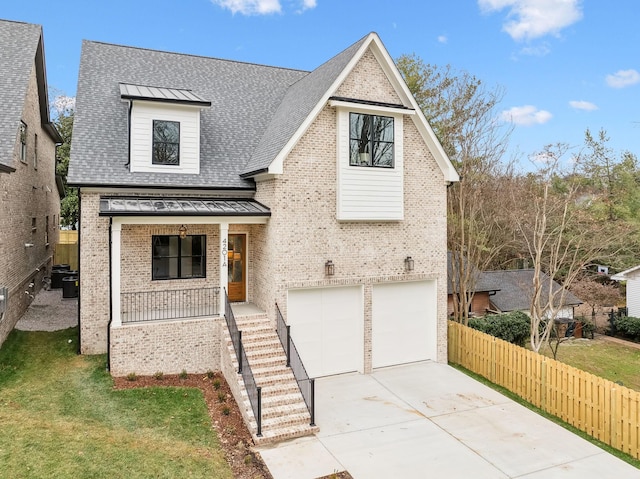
287, 286, 363, 378
372, 281, 437, 369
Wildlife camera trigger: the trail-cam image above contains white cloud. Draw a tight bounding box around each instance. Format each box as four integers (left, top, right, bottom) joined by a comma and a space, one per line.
478, 0, 583, 41
518, 43, 550, 56
438, 35, 448, 44
606, 69, 640, 88
500, 105, 552, 125
569, 100, 597, 111
211, 0, 317, 14
211, 0, 281, 15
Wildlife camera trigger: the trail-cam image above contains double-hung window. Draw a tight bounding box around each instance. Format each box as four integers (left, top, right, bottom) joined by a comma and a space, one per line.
152, 120, 180, 165
349, 113, 394, 168
152, 235, 205, 280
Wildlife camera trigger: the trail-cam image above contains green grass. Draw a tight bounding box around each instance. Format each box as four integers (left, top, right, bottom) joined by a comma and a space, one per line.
0, 328, 233, 479
538, 337, 640, 391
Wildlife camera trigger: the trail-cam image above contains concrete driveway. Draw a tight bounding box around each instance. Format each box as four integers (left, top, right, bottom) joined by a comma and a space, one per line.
257, 361, 639, 478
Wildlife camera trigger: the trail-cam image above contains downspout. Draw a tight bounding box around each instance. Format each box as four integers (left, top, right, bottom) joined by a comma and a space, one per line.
107, 216, 112, 371
77, 190, 82, 354
124, 100, 132, 167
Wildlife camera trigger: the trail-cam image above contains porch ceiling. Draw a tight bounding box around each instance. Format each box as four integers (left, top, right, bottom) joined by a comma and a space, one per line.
99, 196, 271, 217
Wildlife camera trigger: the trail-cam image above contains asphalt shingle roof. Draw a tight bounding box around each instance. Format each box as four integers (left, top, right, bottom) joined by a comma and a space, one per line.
68, 35, 368, 189
481, 269, 583, 313
0, 19, 42, 170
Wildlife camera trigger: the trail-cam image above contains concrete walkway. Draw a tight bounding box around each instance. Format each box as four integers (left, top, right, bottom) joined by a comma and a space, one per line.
257, 361, 639, 479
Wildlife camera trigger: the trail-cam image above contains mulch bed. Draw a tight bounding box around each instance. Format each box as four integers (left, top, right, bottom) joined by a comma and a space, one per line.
113, 372, 353, 479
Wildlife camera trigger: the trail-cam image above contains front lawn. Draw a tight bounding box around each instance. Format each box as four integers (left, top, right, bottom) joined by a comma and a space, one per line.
538, 337, 640, 391
0, 328, 233, 478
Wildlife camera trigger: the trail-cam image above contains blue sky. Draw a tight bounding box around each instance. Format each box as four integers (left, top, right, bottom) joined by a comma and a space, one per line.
3, 0, 639, 166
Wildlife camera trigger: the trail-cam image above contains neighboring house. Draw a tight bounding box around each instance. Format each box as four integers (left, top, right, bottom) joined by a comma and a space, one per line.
68, 33, 458, 441
611, 265, 640, 317
481, 269, 583, 319
0, 19, 63, 347
447, 252, 500, 317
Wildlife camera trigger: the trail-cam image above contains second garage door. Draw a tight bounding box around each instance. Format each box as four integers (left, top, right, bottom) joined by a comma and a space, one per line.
372, 281, 437, 369
287, 286, 363, 378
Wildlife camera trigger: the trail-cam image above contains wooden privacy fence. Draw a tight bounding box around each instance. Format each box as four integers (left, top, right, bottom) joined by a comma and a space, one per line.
54, 230, 78, 271
448, 321, 640, 460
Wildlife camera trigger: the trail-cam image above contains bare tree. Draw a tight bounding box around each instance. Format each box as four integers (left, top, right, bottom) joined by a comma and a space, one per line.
397, 54, 515, 324
512, 145, 620, 352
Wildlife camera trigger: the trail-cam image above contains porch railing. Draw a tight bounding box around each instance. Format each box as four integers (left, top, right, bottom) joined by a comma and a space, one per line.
120, 287, 219, 323
276, 303, 315, 426
224, 289, 262, 437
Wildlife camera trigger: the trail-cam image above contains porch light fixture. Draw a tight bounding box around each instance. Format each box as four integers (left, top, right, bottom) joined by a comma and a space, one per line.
404, 256, 414, 272
325, 260, 335, 276
178, 225, 187, 239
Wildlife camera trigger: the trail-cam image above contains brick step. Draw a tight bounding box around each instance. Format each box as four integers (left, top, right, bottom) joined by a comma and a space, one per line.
262, 402, 309, 420
224, 333, 281, 349
253, 423, 319, 445
240, 387, 305, 406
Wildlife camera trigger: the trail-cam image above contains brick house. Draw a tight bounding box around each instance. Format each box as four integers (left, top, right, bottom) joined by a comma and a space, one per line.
68, 33, 458, 441
0, 19, 62, 347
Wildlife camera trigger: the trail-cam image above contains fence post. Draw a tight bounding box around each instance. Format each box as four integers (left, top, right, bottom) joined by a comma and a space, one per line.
540, 359, 547, 412
237, 330, 243, 374
310, 378, 316, 426
490, 338, 496, 383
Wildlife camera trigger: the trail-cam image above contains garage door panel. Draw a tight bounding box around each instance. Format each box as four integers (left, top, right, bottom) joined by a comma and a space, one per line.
372, 281, 437, 369
288, 286, 363, 378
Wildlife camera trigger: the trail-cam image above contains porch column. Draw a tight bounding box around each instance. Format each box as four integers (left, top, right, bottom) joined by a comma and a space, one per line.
111, 220, 122, 327
219, 222, 229, 299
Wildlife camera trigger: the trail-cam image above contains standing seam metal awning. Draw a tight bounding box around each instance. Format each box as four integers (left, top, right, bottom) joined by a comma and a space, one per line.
99, 197, 271, 217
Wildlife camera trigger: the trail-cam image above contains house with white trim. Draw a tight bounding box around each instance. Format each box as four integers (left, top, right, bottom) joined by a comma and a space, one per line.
68, 32, 458, 442
612, 265, 640, 317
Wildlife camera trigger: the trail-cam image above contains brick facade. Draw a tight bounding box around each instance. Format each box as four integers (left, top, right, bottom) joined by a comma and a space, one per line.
78, 43, 450, 372
0, 61, 60, 347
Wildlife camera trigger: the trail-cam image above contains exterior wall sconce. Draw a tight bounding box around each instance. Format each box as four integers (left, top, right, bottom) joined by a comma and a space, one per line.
24, 243, 34, 248
325, 260, 335, 276
178, 225, 187, 239
405, 256, 414, 272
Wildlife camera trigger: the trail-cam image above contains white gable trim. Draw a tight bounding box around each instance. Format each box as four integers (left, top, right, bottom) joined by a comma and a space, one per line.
612, 264, 640, 281
267, 33, 459, 183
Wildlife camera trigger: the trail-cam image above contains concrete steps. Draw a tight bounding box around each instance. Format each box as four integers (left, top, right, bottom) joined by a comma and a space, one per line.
222, 310, 318, 444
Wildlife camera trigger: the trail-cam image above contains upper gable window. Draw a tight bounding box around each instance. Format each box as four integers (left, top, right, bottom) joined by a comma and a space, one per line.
349, 113, 394, 168
152, 120, 180, 165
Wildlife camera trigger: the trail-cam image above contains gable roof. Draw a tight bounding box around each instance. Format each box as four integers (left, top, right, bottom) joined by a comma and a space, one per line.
481, 269, 583, 313
0, 19, 60, 172
447, 251, 501, 295
611, 264, 640, 281
68, 32, 458, 189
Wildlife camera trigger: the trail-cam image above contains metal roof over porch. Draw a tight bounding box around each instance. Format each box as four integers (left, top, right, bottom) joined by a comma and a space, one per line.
99, 196, 271, 217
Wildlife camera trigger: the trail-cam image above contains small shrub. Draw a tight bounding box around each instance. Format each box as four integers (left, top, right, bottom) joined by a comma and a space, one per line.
179, 369, 188, 380
615, 316, 640, 340
153, 371, 164, 381
222, 406, 230, 415
212, 378, 221, 390
581, 320, 596, 338
243, 454, 253, 465
125, 372, 137, 382
468, 312, 530, 346
217, 391, 227, 403
206, 370, 215, 379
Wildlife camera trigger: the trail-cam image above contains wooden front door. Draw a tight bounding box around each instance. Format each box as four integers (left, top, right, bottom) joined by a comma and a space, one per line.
227, 234, 246, 302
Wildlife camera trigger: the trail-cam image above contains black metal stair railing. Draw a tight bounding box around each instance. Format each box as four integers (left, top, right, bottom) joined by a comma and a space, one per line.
224, 289, 262, 437
276, 303, 315, 426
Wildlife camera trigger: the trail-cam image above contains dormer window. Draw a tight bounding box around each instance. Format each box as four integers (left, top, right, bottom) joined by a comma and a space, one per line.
349, 113, 394, 168
153, 120, 180, 165
120, 83, 210, 175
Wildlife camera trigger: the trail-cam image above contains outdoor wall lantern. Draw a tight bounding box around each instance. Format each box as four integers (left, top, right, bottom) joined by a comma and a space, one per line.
325, 260, 335, 276
405, 256, 415, 272
179, 225, 187, 239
